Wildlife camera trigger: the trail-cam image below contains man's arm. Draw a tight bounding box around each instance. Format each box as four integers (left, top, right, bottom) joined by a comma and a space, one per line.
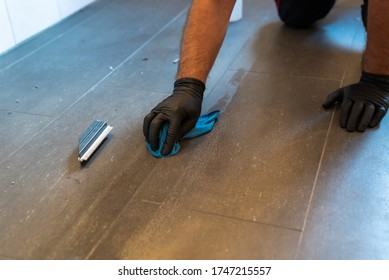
177, 0, 236, 82
143, 0, 236, 155
363, 0, 389, 75
323, 0, 389, 132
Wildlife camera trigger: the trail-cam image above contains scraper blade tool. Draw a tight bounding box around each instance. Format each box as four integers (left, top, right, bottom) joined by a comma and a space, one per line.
78, 120, 112, 162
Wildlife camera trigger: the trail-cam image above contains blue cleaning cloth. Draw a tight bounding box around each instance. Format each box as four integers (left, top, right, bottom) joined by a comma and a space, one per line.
147, 110, 220, 158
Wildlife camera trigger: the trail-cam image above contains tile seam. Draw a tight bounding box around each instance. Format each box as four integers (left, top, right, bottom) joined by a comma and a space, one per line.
0, 0, 114, 73
185, 207, 302, 233
294, 78, 343, 258
0, 6, 189, 166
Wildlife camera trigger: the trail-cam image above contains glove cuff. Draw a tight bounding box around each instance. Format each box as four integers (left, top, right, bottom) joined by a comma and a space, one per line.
174, 77, 206, 99
361, 71, 389, 92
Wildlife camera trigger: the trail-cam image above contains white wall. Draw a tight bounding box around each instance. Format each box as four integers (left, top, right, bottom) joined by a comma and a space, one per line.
0, 0, 95, 54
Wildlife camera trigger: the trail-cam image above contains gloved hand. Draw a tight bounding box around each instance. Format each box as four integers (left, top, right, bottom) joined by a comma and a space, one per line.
143, 77, 205, 155
322, 71, 389, 132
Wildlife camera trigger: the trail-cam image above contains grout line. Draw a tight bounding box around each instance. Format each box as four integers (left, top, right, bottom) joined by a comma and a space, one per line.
78, 7, 190, 259
0, 109, 54, 118
294, 108, 336, 259
186, 207, 302, 233
290, 74, 343, 82
0, 0, 113, 73
294, 70, 345, 259
84, 112, 210, 259
140, 199, 163, 206
0, 6, 189, 166
96, 84, 171, 96
84, 153, 171, 260
0, 24, 83, 73
227, 68, 343, 82
84, 178, 157, 259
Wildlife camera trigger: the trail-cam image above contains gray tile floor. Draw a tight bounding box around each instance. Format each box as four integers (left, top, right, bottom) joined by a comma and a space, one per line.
0, 0, 388, 260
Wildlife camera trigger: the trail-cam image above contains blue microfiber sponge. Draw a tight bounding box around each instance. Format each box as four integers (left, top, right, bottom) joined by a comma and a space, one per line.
147, 110, 220, 158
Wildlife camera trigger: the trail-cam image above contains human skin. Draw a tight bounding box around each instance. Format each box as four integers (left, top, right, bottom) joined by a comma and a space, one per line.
176, 0, 236, 83
363, 0, 389, 75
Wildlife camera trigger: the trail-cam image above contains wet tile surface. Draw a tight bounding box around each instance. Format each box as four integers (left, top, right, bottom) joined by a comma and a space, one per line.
1, 0, 386, 260
229, 7, 361, 80
134, 71, 339, 232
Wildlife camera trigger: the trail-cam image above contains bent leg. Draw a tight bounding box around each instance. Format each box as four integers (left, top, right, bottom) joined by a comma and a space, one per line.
275, 0, 336, 28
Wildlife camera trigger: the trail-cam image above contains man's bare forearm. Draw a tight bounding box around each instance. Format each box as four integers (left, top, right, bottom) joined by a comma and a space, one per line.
177, 0, 236, 83
363, 0, 389, 75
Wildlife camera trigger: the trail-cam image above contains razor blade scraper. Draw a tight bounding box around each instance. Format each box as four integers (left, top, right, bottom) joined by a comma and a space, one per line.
78, 120, 112, 162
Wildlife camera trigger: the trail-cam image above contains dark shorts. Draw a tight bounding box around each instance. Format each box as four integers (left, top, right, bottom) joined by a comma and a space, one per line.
275, 0, 368, 28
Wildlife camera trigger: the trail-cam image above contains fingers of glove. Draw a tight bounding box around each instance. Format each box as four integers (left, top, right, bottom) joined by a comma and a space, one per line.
346, 100, 364, 132
143, 112, 157, 139
177, 119, 198, 140
339, 99, 353, 128
369, 105, 387, 128
322, 89, 343, 109
161, 120, 182, 156
357, 103, 375, 132
148, 116, 166, 151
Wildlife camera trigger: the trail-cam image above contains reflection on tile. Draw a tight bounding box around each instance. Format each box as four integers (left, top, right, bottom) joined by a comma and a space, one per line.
230, 8, 362, 79
89, 201, 300, 260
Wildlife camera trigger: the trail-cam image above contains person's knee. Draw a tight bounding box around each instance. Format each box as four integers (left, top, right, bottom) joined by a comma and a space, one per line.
279, 11, 317, 28
276, 0, 336, 28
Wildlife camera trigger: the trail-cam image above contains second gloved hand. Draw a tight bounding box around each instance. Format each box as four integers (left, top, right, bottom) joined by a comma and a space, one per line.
322, 71, 389, 132
143, 77, 205, 156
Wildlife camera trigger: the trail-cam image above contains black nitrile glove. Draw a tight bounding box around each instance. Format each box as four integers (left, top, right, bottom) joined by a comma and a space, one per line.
143, 77, 205, 155
322, 72, 389, 132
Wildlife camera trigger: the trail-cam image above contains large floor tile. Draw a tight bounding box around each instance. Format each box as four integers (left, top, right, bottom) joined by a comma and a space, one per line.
0, 0, 111, 71
89, 201, 300, 260
0, 86, 166, 259
0, 0, 381, 261
0, 0, 190, 116
297, 123, 389, 259
297, 26, 389, 259
135, 71, 340, 230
